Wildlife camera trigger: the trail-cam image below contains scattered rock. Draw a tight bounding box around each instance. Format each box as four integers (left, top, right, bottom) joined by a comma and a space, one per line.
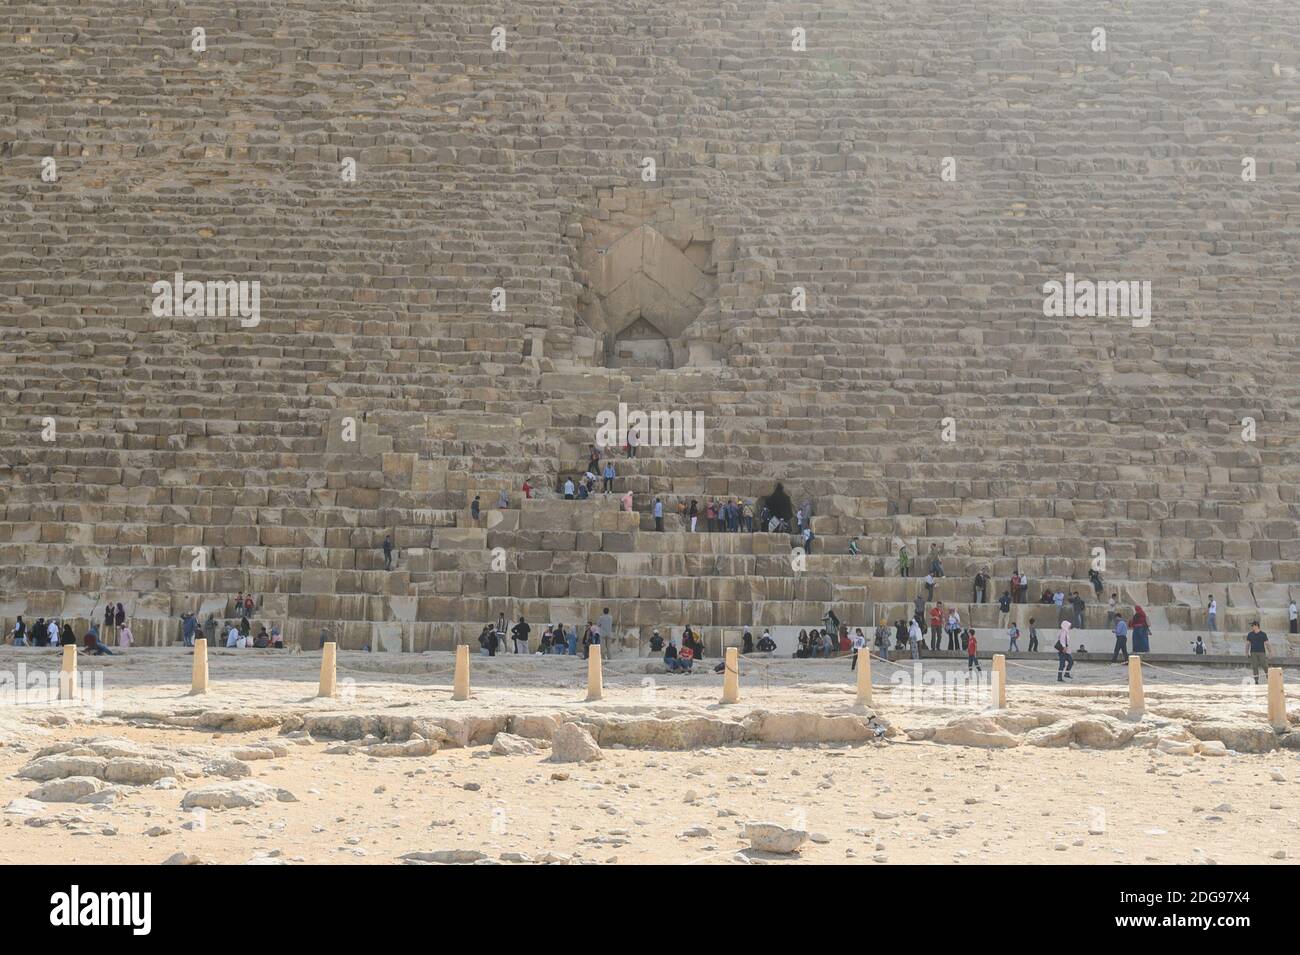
181, 781, 296, 810
743, 822, 808, 855
550, 723, 603, 763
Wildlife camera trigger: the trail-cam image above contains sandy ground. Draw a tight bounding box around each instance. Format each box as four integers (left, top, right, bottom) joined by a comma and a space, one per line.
0, 647, 1296, 865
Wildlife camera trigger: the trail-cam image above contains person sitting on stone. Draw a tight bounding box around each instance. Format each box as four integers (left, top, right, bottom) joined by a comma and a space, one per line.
848, 536, 859, 555
253, 626, 270, 648
576, 481, 590, 500
795, 629, 810, 658
478, 623, 496, 656
563, 477, 575, 500
270, 624, 283, 649
663, 639, 685, 673
83, 623, 114, 656
757, 629, 776, 653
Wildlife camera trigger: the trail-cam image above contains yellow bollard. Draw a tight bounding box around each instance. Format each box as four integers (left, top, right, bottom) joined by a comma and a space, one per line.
452, 644, 470, 701
721, 647, 739, 704
855, 647, 872, 706
1128, 655, 1144, 716
318, 641, 337, 698
59, 644, 77, 701
190, 638, 209, 695
1268, 667, 1287, 730
586, 644, 603, 701
992, 653, 1007, 709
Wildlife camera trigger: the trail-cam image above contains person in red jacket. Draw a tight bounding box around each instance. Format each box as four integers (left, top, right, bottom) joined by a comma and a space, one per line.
966, 629, 981, 672
929, 603, 944, 651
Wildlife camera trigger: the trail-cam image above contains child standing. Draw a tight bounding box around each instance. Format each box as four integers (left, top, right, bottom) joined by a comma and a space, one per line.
967, 630, 981, 671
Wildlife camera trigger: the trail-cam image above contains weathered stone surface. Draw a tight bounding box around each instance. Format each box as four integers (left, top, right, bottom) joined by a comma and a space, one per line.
743, 822, 808, 854
27, 776, 108, 802
181, 781, 297, 810
550, 723, 603, 763
1188, 722, 1278, 754
490, 733, 539, 756
400, 849, 488, 864
932, 716, 1021, 749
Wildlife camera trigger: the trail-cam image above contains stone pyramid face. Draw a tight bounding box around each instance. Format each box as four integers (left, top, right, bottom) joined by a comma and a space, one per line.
1, 0, 1298, 653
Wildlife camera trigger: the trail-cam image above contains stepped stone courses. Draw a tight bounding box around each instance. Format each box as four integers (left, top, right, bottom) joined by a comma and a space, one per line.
2, 1, 1300, 651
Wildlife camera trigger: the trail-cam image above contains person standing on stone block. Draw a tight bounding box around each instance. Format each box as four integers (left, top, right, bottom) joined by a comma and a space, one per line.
1027, 617, 1039, 653
998, 591, 1013, 629
742, 500, 754, 533
688, 499, 699, 532
966, 631, 981, 672
653, 497, 664, 531
1070, 591, 1085, 629
973, 569, 988, 604
180, 612, 198, 648
602, 461, 615, 494
1007, 624, 1020, 652
898, 546, 911, 578
1207, 595, 1217, 632
929, 603, 944, 651
103, 603, 115, 643
1088, 568, 1104, 598
382, 534, 394, 570
511, 616, 530, 654
924, 572, 935, 601
946, 608, 961, 651
203, 614, 216, 646
1290, 599, 1298, 635
470, 495, 481, 523
706, 499, 717, 532
597, 608, 614, 648
913, 593, 925, 620
1245, 622, 1269, 684
497, 490, 509, 509
522, 479, 533, 500
10, 616, 26, 646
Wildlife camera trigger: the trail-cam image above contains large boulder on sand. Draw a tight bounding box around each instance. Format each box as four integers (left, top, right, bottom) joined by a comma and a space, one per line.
491, 733, 539, 756
743, 822, 808, 854
181, 781, 297, 810
550, 723, 602, 763
17, 755, 109, 781
1188, 721, 1278, 753
932, 716, 1021, 748
27, 776, 108, 803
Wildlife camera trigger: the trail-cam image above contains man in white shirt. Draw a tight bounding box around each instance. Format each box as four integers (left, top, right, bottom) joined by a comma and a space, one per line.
48, 619, 60, 646
563, 477, 575, 499
1207, 596, 1217, 632
1290, 600, 1297, 635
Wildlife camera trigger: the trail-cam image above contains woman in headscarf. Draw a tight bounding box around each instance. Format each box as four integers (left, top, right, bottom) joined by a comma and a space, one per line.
1130, 606, 1150, 654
